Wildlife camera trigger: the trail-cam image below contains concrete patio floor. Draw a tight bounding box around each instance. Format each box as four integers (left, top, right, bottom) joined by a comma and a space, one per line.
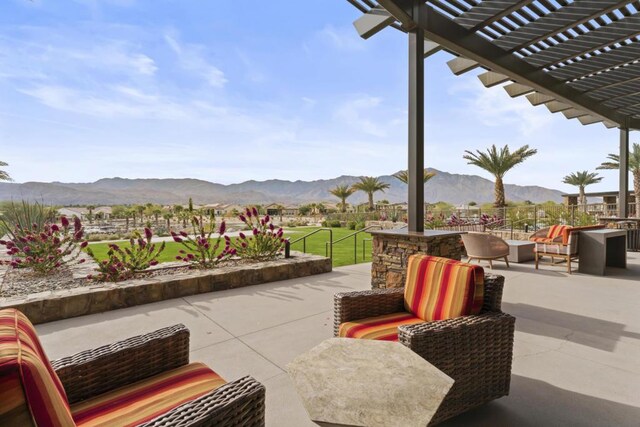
37, 253, 640, 426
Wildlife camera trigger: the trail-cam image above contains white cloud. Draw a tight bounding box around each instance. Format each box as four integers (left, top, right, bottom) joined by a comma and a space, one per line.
19, 85, 191, 120
164, 32, 227, 88
449, 76, 553, 137
0, 33, 157, 80
302, 97, 317, 108
318, 25, 366, 51
333, 95, 391, 138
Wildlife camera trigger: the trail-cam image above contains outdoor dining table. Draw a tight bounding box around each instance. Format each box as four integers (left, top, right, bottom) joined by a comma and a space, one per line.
287, 338, 453, 427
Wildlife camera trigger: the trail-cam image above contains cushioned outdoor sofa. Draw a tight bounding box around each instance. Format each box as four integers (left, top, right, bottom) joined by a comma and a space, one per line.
334, 255, 515, 425
529, 224, 605, 274
0, 308, 265, 427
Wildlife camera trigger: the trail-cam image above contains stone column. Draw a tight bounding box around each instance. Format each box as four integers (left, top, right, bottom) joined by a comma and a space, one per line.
370, 229, 464, 289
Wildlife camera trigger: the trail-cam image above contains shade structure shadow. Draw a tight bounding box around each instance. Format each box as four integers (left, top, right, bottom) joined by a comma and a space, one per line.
503, 302, 640, 352
440, 374, 640, 426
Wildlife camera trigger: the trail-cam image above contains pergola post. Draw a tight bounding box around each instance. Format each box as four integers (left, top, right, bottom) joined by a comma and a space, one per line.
619, 128, 629, 218
407, 1, 424, 233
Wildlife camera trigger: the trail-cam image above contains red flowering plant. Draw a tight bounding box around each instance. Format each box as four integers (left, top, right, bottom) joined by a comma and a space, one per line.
232, 207, 285, 261
86, 227, 165, 282
171, 214, 234, 269
0, 215, 88, 275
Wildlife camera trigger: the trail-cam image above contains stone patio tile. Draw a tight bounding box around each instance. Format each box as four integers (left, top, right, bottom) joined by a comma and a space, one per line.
240, 311, 334, 370
512, 347, 640, 409
37, 298, 233, 358
263, 373, 315, 427
190, 338, 284, 384
184, 270, 366, 336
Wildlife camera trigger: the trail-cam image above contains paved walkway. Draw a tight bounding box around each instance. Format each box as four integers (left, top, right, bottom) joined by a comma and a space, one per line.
37, 254, 640, 426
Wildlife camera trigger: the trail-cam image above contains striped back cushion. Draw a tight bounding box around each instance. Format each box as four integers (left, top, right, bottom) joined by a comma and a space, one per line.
0, 309, 75, 427
404, 255, 484, 321
547, 225, 569, 240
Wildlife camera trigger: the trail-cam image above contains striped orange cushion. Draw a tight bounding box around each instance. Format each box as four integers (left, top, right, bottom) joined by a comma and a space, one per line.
338, 312, 424, 341
0, 308, 75, 427
71, 362, 226, 427
404, 255, 484, 321
547, 225, 569, 240
0, 370, 36, 426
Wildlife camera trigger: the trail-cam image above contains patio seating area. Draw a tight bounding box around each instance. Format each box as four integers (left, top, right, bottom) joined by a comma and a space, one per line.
35, 253, 640, 426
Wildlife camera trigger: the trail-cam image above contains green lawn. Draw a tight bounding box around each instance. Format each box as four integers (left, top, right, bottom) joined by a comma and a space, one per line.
86, 227, 373, 268
288, 226, 373, 267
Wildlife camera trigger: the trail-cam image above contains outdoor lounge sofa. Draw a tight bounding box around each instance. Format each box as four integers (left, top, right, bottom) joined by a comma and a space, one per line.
333, 255, 515, 425
462, 231, 510, 268
0, 308, 265, 427
529, 224, 605, 274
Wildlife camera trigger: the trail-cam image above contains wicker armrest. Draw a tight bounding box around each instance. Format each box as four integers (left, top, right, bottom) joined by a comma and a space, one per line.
139, 376, 266, 427
52, 324, 190, 404
333, 288, 405, 336
398, 312, 515, 375
483, 275, 505, 312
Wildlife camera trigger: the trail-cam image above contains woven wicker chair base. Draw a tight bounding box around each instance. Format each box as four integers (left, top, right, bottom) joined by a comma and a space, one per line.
51, 324, 265, 427
334, 276, 515, 426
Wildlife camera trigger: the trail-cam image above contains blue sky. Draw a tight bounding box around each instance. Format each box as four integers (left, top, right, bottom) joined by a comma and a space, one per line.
0, 0, 628, 193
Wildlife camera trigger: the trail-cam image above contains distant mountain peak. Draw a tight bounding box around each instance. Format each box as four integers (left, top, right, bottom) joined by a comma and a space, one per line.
0, 172, 563, 206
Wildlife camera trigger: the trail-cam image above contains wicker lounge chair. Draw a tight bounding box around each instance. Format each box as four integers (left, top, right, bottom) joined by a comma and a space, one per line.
529, 224, 605, 274
462, 231, 510, 268
334, 255, 515, 426
0, 308, 265, 427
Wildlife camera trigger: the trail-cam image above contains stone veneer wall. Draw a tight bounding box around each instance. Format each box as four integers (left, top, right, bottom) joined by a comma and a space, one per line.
371, 232, 463, 289
1, 252, 331, 325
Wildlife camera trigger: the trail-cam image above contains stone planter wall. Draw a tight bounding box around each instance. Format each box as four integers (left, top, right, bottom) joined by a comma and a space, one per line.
1, 252, 331, 325
371, 230, 464, 289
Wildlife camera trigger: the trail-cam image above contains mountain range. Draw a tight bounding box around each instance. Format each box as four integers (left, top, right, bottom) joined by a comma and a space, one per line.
0, 169, 564, 206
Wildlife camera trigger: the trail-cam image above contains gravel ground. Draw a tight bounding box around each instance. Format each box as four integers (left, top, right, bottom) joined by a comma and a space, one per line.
0, 258, 261, 299
0, 267, 89, 298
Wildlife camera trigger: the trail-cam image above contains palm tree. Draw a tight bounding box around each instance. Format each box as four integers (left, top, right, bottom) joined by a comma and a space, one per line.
392, 169, 436, 184
463, 144, 537, 209
135, 205, 145, 223
597, 143, 640, 218
163, 212, 174, 230
352, 176, 391, 211
151, 207, 163, 226
562, 171, 603, 209
329, 184, 356, 213
86, 205, 96, 224
0, 161, 11, 181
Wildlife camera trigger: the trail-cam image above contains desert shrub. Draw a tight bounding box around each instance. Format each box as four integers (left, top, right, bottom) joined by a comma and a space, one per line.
0, 200, 57, 237
232, 207, 285, 261
86, 228, 165, 282
86, 233, 124, 242
172, 215, 234, 269
0, 215, 88, 274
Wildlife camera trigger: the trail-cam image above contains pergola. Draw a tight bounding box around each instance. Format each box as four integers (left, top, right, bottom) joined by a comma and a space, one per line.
347, 0, 640, 231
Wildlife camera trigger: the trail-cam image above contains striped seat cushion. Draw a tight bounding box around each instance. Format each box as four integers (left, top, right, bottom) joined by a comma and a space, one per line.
338, 312, 425, 341
404, 255, 484, 321
534, 242, 572, 255
71, 362, 226, 427
0, 308, 75, 427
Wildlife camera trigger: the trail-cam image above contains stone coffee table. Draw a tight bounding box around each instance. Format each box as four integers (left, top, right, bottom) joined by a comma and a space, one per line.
287, 338, 454, 427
